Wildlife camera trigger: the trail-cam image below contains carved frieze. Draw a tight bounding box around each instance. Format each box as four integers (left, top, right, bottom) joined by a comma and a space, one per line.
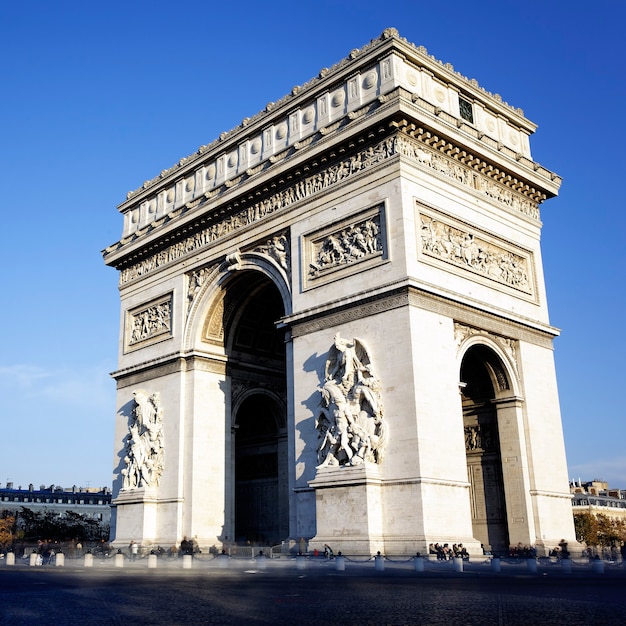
419, 208, 534, 296
125, 294, 173, 352
304, 206, 385, 289
315, 334, 387, 469
117, 127, 542, 285
121, 390, 164, 490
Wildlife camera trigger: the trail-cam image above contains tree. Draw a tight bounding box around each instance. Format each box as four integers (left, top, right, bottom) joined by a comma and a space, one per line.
0, 515, 16, 550
574, 512, 599, 546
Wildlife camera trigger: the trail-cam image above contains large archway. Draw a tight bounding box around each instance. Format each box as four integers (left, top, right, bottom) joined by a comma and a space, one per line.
460, 344, 510, 556
222, 272, 288, 547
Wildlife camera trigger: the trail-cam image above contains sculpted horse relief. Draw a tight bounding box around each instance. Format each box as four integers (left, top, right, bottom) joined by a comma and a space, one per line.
315, 333, 386, 468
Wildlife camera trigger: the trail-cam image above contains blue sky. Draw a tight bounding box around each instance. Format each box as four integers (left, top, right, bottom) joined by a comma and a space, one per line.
1, 1, 624, 490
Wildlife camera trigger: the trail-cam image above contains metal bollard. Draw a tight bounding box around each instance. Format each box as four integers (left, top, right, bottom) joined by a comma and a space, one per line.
115, 552, 124, 568
335, 554, 346, 571
6, 552, 15, 566
29, 552, 39, 567
84, 553, 94, 567
182, 554, 193, 569
296, 555, 306, 571
374, 553, 385, 572
414, 556, 425, 572
148, 554, 158, 569
491, 557, 501, 573
560, 558, 572, 574
55, 553, 65, 567
526, 558, 537, 574
454, 557, 464, 573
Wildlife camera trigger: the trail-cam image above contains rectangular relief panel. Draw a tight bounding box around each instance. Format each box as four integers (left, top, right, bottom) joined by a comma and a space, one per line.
417, 202, 537, 301
124, 293, 173, 353
302, 204, 387, 290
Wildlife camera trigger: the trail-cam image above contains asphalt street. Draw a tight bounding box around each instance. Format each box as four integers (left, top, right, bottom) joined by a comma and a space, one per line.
1, 559, 625, 625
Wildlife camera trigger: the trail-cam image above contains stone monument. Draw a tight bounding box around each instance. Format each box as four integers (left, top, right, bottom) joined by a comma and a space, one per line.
103, 28, 575, 556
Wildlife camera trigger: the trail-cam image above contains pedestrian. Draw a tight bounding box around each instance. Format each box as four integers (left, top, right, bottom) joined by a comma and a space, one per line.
129, 540, 138, 561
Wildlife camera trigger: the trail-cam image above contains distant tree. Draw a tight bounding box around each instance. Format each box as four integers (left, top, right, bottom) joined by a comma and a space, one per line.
0, 515, 16, 549
17, 507, 109, 543
574, 512, 626, 548
574, 512, 598, 546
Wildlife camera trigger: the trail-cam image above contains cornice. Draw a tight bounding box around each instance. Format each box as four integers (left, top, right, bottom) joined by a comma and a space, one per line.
105, 115, 552, 282
119, 28, 533, 208
105, 29, 560, 266
286, 280, 558, 348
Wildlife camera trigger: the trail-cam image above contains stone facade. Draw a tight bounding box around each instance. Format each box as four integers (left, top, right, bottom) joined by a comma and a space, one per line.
103, 29, 575, 556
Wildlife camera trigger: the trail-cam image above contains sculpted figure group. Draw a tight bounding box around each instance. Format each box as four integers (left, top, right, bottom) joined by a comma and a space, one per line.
315, 334, 386, 468
121, 390, 164, 490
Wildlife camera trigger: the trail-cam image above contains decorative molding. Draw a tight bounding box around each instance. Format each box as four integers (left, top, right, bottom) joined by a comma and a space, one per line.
116, 134, 398, 285
114, 354, 227, 389
419, 208, 534, 297
454, 322, 520, 387
394, 125, 543, 218
289, 282, 556, 351
124, 293, 173, 352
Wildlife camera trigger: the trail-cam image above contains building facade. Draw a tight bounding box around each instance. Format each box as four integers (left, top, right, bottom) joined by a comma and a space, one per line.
0, 483, 111, 526
103, 29, 575, 556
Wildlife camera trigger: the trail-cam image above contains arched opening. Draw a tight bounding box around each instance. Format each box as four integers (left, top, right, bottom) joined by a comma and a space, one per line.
460, 345, 510, 556
223, 272, 288, 547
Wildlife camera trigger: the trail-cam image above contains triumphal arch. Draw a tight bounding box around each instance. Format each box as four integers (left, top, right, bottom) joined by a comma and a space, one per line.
103, 29, 575, 556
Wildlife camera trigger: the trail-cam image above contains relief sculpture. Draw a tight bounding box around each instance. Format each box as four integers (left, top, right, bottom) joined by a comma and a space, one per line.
121, 390, 164, 490
309, 216, 381, 279
315, 333, 386, 468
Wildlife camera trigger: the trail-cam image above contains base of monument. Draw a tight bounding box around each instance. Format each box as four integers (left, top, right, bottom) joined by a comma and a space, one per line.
308, 463, 385, 556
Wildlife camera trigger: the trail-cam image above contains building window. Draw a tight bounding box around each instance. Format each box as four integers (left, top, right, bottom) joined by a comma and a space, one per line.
459, 96, 474, 124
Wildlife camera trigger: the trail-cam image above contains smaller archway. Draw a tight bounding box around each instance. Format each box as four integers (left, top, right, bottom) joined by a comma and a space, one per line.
234, 393, 287, 546
460, 344, 510, 555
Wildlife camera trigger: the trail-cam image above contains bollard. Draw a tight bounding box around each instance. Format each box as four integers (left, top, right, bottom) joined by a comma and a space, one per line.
491, 557, 501, 573
591, 558, 604, 575
454, 557, 464, 573
29, 552, 39, 567
560, 558, 572, 574
55, 553, 65, 567
6, 552, 15, 566
374, 553, 385, 572
526, 558, 537, 574
414, 556, 425, 572
182, 554, 193, 569
115, 552, 125, 568
296, 555, 306, 571
335, 553, 346, 571
148, 554, 158, 569
218, 554, 230, 569
84, 553, 94, 567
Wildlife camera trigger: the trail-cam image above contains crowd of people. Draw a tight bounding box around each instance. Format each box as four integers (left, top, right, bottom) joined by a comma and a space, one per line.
429, 542, 469, 561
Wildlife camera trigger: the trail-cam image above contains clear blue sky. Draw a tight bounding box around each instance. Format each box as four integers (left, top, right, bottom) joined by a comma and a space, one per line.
1, 1, 624, 490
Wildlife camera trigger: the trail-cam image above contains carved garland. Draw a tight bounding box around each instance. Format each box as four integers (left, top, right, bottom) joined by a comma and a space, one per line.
118, 127, 542, 285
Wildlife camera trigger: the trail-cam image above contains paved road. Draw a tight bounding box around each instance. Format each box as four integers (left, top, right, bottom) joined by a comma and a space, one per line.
2, 560, 625, 625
